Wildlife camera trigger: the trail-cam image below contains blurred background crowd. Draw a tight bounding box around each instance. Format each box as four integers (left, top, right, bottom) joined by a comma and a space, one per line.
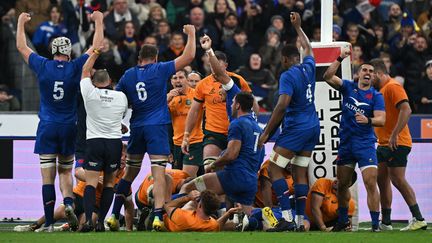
1, 0, 432, 114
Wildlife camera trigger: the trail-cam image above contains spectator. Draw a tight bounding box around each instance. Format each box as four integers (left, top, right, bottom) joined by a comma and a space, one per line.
159, 32, 185, 62
370, 24, 390, 58
117, 21, 140, 70
259, 27, 283, 78
206, 0, 235, 39
0, 84, 20, 111
390, 12, 418, 56
237, 53, 276, 111
417, 60, 432, 114
221, 12, 238, 42
128, 0, 167, 26
333, 24, 342, 41
155, 19, 172, 53
333, 0, 344, 27
32, 5, 68, 58
270, 15, 288, 42
351, 44, 365, 78
385, 3, 403, 40
94, 37, 123, 82
203, 0, 236, 14
398, 34, 432, 111
142, 35, 158, 46
311, 24, 321, 42
104, 0, 140, 42
15, 0, 51, 36
344, 23, 370, 59
139, 4, 166, 41
224, 28, 254, 71
240, 0, 266, 49
380, 52, 400, 79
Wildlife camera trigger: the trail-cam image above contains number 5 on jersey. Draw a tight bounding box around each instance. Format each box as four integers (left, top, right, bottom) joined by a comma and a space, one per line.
136, 82, 147, 101
53, 81, 64, 100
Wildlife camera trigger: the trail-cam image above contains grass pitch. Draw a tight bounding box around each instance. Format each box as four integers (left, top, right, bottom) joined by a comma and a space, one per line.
0, 223, 430, 243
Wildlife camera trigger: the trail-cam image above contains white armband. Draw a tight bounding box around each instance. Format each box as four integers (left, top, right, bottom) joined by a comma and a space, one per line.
222, 79, 234, 91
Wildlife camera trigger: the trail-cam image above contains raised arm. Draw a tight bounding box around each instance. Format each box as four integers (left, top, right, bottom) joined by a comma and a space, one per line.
290, 12, 312, 57
174, 25, 196, 71
323, 47, 350, 89
16, 13, 33, 63
81, 51, 100, 79
200, 35, 231, 84
85, 11, 104, 55
163, 190, 200, 217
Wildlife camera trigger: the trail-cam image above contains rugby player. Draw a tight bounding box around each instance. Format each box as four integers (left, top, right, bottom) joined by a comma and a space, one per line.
107, 24, 196, 231
370, 59, 427, 231
323, 50, 385, 232
16, 11, 104, 232
79, 47, 128, 232
305, 175, 357, 231
258, 12, 319, 232
168, 70, 204, 177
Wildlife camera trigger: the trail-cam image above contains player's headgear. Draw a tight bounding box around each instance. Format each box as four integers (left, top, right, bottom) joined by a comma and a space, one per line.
52, 37, 72, 57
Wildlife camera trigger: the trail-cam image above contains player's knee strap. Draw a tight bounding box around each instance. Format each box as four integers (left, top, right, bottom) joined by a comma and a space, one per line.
126, 159, 142, 168
58, 156, 74, 169
203, 157, 217, 166
40, 154, 56, 169
270, 150, 292, 168
292, 156, 310, 168
193, 176, 206, 192
150, 159, 167, 167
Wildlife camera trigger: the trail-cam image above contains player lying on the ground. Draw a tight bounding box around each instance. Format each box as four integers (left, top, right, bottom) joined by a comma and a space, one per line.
305, 174, 357, 232
134, 169, 191, 231
323, 50, 386, 232
14, 163, 132, 232
16, 10, 104, 232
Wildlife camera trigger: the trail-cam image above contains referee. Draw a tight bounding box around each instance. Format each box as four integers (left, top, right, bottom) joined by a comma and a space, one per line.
79, 49, 128, 232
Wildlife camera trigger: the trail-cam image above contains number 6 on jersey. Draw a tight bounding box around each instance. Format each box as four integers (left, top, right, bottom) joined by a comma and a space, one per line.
136, 82, 147, 101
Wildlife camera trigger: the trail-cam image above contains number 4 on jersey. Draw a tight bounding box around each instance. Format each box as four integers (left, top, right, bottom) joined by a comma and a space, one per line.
306, 84, 313, 103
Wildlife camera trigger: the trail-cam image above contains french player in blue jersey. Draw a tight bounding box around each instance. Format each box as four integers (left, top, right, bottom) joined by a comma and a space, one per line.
16, 11, 104, 232
258, 12, 320, 232
323, 48, 386, 232
106, 25, 196, 231
175, 34, 264, 222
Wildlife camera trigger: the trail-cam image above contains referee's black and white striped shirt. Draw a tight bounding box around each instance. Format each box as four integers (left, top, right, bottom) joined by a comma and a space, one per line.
80, 77, 128, 139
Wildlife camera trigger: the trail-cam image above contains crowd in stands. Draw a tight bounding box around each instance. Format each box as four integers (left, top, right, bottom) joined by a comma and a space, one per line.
1, 0, 432, 113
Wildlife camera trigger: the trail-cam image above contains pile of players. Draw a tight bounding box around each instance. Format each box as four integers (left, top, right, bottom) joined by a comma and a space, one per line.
13, 9, 427, 233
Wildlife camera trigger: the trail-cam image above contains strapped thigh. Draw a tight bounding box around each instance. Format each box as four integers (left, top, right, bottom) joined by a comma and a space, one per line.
58, 155, 74, 169
269, 150, 293, 168
40, 154, 56, 169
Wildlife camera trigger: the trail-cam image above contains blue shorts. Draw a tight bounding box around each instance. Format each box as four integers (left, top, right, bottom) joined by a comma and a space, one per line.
34, 122, 76, 155
216, 169, 257, 205
127, 124, 170, 155
275, 125, 320, 152
337, 141, 377, 168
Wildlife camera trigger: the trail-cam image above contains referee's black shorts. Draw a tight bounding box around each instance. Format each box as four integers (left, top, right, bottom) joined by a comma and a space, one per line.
85, 138, 122, 173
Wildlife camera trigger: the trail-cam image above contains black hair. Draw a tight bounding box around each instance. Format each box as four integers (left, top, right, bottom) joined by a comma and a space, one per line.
139, 44, 158, 61
281, 44, 300, 58
215, 51, 227, 62
234, 91, 254, 112
370, 58, 388, 74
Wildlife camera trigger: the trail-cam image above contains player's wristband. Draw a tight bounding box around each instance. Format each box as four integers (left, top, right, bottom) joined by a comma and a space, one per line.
93, 49, 101, 55
221, 79, 234, 91
336, 56, 344, 63
206, 48, 215, 57
210, 162, 217, 170
367, 117, 372, 126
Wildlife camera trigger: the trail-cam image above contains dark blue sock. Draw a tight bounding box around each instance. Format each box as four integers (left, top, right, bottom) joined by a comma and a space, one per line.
171, 193, 187, 200
272, 178, 291, 211
84, 185, 96, 223
338, 207, 349, 223
42, 184, 56, 227
112, 179, 131, 219
247, 217, 259, 231
63, 197, 74, 207
219, 202, 226, 209
99, 187, 114, 224
294, 184, 308, 216
370, 211, 380, 228
153, 208, 163, 219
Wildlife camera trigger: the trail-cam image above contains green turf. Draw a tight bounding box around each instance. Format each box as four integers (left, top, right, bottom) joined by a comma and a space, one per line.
0, 231, 431, 243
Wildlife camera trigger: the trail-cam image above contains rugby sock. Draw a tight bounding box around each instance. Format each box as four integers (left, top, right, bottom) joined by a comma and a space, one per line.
112, 179, 132, 219
171, 193, 187, 200
409, 204, 424, 221
153, 207, 163, 219
381, 208, 392, 225
217, 202, 226, 218
338, 207, 349, 223
98, 187, 114, 224
42, 184, 56, 227
84, 185, 96, 223
370, 211, 380, 229
294, 184, 308, 215
247, 217, 259, 231
63, 197, 74, 207
272, 179, 293, 222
